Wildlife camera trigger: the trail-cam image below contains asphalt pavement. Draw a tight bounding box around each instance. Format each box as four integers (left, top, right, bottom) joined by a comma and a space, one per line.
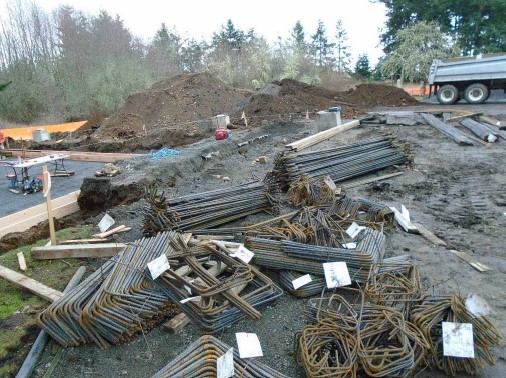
0, 158, 105, 218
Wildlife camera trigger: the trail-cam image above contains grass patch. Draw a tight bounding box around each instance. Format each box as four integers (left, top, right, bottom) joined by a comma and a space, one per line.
0, 224, 94, 374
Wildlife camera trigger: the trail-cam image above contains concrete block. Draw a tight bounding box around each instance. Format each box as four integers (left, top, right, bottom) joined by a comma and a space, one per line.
316, 111, 341, 132
211, 114, 230, 128
32, 129, 51, 142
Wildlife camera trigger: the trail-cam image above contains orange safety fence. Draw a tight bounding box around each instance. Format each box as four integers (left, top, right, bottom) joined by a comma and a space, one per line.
2, 121, 87, 140
404, 87, 427, 96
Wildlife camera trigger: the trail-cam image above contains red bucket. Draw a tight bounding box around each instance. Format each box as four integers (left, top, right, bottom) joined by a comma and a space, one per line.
215, 128, 228, 140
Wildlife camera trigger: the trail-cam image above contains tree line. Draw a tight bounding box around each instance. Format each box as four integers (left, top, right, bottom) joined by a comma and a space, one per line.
0, 1, 372, 123
0, 0, 504, 123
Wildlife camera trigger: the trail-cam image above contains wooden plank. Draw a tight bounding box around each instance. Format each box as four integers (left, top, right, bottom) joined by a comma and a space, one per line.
285, 120, 360, 152
449, 250, 492, 272
17, 252, 27, 271
60, 238, 110, 244
0, 264, 63, 302
5, 149, 142, 162
31, 243, 127, 260
164, 312, 191, 334
445, 112, 482, 123
92, 225, 130, 238
412, 223, 447, 247
0, 191, 80, 238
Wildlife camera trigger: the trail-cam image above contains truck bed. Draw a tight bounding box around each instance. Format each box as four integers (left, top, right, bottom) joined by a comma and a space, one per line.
428, 54, 506, 84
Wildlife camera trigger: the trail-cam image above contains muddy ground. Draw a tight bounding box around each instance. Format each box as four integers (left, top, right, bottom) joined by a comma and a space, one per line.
10, 101, 502, 378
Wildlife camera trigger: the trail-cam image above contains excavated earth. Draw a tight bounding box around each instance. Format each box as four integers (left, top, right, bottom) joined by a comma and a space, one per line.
2, 74, 506, 378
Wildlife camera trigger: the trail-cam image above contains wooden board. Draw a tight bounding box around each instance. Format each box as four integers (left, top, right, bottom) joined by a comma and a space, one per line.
412, 223, 447, 247
164, 313, 191, 334
5, 149, 142, 162
0, 191, 80, 238
92, 225, 130, 238
285, 120, 360, 152
31, 243, 127, 260
60, 238, 110, 244
445, 112, 482, 123
17, 252, 27, 271
0, 264, 63, 302
449, 250, 492, 272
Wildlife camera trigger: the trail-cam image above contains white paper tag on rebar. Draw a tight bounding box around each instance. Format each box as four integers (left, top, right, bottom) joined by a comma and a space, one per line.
442, 322, 475, 358
345, 222, 366, 239
231, 245, 254, 263
184, 285, 192, 295
180, 296, 201, 304
98, 213, 115, 232
236, 332, 263, 358
146, 254, 170, 280
465, 293, 492, 317
323, 262, 351, 289
341, 242, 357, 249
292, 274, 312, 290
217, 347, 234, 378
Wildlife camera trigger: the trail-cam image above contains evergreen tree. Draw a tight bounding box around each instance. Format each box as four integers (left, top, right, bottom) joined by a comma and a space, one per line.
335, 19, 351, 73
310, 20, 334, 67
290, 20, 306, 51
212, 19, 245, 50
373, 0, 506, 55
354, 54, 372, 79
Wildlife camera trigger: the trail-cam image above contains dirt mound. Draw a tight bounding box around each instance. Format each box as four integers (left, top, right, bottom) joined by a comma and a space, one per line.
232, 79, 363, 125
93, 72, 249, 142
89, 75, 415, 150
336, 84, 419, 107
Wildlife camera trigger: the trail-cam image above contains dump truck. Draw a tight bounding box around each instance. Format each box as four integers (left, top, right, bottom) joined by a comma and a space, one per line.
428, 53, 506, 105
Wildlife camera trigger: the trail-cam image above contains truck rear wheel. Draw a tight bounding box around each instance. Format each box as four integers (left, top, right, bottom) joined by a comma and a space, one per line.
464, 83, 489, 104
437, 85, 459, 105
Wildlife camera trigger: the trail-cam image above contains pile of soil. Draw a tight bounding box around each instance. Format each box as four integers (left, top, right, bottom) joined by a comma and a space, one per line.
93, 73, 249, 141
336, 83, 420, 107
88, 74, 417, 150
232, 79, 363, 126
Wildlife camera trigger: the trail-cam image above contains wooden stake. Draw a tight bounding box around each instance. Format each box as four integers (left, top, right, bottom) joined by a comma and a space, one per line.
17, 252, 27, 271
43, 165, 57, 246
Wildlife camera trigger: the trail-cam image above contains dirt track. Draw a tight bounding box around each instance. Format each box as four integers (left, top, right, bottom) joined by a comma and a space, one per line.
24, 101, 506, 378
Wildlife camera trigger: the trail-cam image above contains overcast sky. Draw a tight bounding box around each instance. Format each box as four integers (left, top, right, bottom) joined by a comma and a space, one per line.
3, 0, 388, 65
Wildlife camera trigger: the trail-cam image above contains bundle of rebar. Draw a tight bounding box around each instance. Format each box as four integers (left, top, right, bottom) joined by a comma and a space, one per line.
246, 196, 393, 249
39, 231, 183, 349
288, 175, 336, 206
421, 113, 475, 146
279, 271, 327, 298
151, 335, 290, 378
298, 322, 358, 378
365, 263, 423, 316
460, 118, 498, 142
246, 228, 385, 282
358, 304, 430, 377
143, 181, 276, 235
155, 243, 282, 333
410, 295, 501, 376
271, 136, 409, 190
